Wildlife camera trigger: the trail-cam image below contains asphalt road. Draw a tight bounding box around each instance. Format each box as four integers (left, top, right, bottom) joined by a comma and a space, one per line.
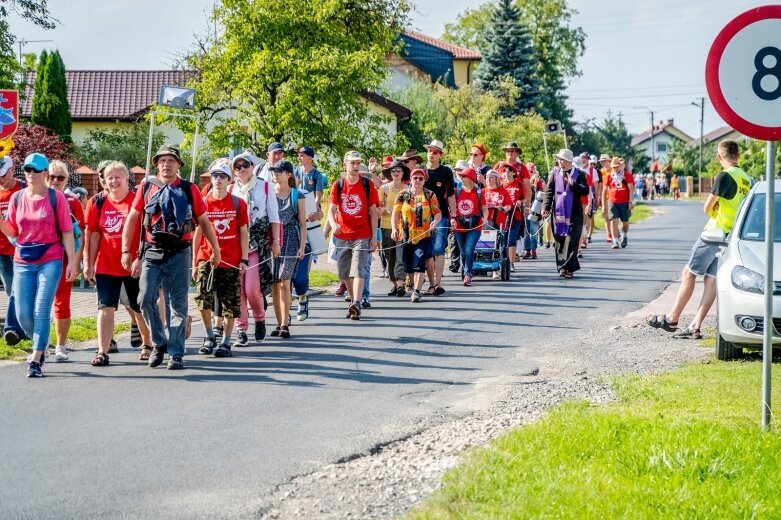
0, 199, 707, 519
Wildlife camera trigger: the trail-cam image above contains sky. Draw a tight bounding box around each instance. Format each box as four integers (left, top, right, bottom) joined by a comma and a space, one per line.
6, 0, 771, 139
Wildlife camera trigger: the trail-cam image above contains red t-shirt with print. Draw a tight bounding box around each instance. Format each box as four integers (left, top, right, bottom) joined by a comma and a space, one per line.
131, 177, 207, 245
482, 187, 512, 228
453, 187, 483, 232
503, 180, 525, 222
606, 171, 635, 204
0, 180, 24, 256
329, 178, 380, 241
195, 193, 248, 269
87, 191, 138, 277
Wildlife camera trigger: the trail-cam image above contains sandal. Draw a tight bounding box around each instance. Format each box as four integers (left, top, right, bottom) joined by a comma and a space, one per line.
425, 286, 436, 296
646, 315, 678, 332
91, 353, 109, 366
564, 271, 574, 279
672, 328, 703, 340
433, 286, 446, 296
280, 326, 290, 339
139, 345, 153, 361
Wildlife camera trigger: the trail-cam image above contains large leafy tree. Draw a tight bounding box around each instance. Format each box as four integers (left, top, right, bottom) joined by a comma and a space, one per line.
573, 111, 648, 171
75, 122, 165, 170
30, 49, 71, 142
0, 1, 56, 88
444, 0, 585, 127
474, 0, 540, 116
183, 0, 409, 158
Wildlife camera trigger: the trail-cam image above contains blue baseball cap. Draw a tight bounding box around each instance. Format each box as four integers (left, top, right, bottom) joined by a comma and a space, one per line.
23, 153, 49, 171
298, 146, 315, 158
267, 142, 284, 153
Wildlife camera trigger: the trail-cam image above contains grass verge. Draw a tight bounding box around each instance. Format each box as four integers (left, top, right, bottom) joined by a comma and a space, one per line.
410, 361, 781, 519
592, 201, 653, 231
309, 269, 340, 288
0, 317, 129, 360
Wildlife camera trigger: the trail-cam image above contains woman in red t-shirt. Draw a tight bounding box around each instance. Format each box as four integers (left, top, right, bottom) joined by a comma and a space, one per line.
83, 162, 153, 366
481, 170, 512, 230
450, 167, 487, 286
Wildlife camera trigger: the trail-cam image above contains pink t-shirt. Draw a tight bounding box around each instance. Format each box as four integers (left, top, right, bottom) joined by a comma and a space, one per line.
6, 189, 73, 264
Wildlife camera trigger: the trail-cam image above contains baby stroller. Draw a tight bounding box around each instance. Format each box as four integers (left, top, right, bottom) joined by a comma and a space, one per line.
470, 207, 511, 281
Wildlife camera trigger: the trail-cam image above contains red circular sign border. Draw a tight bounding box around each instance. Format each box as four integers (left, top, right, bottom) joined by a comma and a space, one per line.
705, 5, 781, 141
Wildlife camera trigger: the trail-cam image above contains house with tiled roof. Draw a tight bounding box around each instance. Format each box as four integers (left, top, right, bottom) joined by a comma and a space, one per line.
387, 29, 482, 90
691, 125, 746, 147
631, 119, 694, 164
21, 70, 412, 146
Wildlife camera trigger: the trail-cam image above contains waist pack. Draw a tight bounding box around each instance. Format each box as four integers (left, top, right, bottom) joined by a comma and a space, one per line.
13, 188, 81, 253
17, 242, 56, 261
457, 215, 480, 229
142, 179, 194, 251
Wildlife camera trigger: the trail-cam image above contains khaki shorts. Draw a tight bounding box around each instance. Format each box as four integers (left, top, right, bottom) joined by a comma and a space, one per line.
334, 237, 370, 280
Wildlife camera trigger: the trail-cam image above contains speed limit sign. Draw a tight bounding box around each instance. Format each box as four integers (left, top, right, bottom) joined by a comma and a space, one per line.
706, 5, 781, 140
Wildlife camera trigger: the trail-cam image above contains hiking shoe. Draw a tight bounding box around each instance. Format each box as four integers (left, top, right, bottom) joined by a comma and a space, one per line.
148, 346, 166, 368
130, 323, 142, 349
411, 290, 421, 303
167, 356, 184, 370
108, 339, 119, 353
235, 330, 249, 347
348, 304, 361, 320
611, 241, 620, 249
214, 344, 232, 358
335, 282, 347, 297
360, 299, 371, 309
54, 345, 69, 362
387, 287, 399, 296
621, 234, 628, 248
213, 325, 224, 339
4, 329, 20, 346
297, 297, 309, 321
27, 360, 43, 378
199, 337, 216, 355
254, 321, 266, 341
522, 251, 532, 259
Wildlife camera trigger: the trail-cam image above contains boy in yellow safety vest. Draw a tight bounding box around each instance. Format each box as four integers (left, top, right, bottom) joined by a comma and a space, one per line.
646, 139, 752, 339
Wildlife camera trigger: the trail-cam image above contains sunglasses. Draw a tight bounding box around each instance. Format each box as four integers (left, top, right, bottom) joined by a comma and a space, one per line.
48, 175, 67, 181
234, 162, 251, 170
470, 153, 482, 157
391, 168, 403, 173
24, 166, 44, 174
211, 172, 230, 180
411, 176, 425, 181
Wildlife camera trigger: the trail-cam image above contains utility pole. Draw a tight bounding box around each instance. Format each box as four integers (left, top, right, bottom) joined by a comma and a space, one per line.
692, 97, 705, 175
17, 38, 53, 69
649, 110, 655, 168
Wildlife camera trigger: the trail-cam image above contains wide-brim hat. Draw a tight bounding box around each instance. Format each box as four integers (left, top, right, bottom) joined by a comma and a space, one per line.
502, 141, 521, 152
153, 144, 183, 166
610, 157, 622, 168
599, 153, 611, 162
554, 148, 574, 163
381, 160, 410, 181
453, 159, 469, 171
398, 148, 423, 164
423, 140, 445, 153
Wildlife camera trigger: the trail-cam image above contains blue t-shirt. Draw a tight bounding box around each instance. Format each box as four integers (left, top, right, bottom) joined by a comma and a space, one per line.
294, 166, 325, 194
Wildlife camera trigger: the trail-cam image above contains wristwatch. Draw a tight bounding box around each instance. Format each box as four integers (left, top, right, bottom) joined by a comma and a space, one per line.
240, 259, 249, 266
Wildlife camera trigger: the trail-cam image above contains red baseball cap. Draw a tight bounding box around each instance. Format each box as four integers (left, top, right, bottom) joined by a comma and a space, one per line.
410, 168, 428, 180
458, 167, 477, 182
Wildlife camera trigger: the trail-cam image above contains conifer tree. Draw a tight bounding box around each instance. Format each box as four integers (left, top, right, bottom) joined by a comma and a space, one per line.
30, 49, 71, 142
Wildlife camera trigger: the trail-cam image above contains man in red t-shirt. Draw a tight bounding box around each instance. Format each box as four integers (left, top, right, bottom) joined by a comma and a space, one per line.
121, 145, 221, 370
601, 156, 635, 249
0, 157, 26, 344
327, 150, 379, 320
497, 141, 532, 210
192, 160, 248, 358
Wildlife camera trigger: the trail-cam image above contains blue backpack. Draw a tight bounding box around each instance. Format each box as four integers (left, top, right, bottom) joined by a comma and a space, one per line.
142, 179, 194, 250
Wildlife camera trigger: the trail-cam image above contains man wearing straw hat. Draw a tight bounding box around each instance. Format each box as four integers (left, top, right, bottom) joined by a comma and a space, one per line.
422, 140, 456, 296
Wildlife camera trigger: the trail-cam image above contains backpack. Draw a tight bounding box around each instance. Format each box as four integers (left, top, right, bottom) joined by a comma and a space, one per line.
335, 177, 371, 217
13, 187, 82, 252
204, 186, 241, 219
455, 186, 483, 214
141, 178, 195, 251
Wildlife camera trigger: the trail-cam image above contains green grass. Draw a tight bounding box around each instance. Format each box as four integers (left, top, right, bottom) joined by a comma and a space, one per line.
309, 269, 340, 288
0, 317, 129, 360
410, 361, 781, 519
592, 202, 653, 231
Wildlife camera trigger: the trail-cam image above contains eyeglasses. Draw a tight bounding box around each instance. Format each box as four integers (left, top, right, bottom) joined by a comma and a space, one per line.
470, 153, 482, 157
24, 166, 44, 174
210, 172, 230, 180
233, 162, 251, 170
411, 176, 425, 181
48, 175, 67, 181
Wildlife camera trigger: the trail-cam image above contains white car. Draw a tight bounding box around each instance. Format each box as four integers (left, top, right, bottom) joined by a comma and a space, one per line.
704, 180, 781, 359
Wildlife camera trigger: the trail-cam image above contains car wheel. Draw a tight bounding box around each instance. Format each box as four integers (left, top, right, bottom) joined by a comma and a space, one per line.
715, 320, 742, 360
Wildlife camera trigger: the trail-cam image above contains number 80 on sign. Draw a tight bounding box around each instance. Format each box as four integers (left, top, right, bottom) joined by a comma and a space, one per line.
706, 5, 781, 140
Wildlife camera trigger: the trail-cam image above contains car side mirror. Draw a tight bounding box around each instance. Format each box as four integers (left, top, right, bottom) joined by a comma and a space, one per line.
700, 228, 728, 247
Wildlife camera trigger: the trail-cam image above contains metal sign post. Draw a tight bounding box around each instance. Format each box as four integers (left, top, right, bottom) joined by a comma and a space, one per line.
145, 85, 199, 180
706, 5, 781, 429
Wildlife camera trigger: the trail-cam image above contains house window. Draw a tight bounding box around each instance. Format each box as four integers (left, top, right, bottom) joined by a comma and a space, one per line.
656, 143, 668, 153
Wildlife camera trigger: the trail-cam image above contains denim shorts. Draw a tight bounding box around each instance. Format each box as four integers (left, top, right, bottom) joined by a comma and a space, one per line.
403, 238, 432, 273
686, 237, 720, 278
507, 219, 524, 245
431, 219, 449, 256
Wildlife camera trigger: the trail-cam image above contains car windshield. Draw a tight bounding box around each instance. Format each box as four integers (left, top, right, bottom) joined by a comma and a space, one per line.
739, 194, 781, 242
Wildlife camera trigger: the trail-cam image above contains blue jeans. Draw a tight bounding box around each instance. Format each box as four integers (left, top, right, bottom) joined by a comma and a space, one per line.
431, 219, 449, 256
292, 242, 311, 297
13, 259, 63, 352
454, 230, 481, 275
139, 248, 191, 357
524, 217, 539, 251
361, 252, 372, 300
0, 254, 24, 337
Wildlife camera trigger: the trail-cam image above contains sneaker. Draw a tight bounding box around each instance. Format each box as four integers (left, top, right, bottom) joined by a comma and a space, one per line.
4, 329, 20, 346
148, 346, 166, 368
492, 271, 500, 280
348, 303, 361, 320
54, 345, 69, 362
108, 339, 119, 353
360, 299, 371, 309
213, 325, 224, 340
530, 250, 537, 259
27, 360, 43, 378
214, 343, 232, 357
544, 242, 551, 249
130, 323, 142, 349
411, 290, 421, 303
199, 337, 216, 355
522, 251, 532, 259
510, 262, 516, 272
235, 330, 249, 347
387, 287, 399, 296
612, 241, 620, 249
297, 299, 309, 321
167, 356, 184, 370
621, 234, 628, 248
577, 252, 583, 259
254, 321, 266, 341
396, 286, 406, 297
343, 293, 352, 302
335, 282, 347, 297
463, 275, 473, 287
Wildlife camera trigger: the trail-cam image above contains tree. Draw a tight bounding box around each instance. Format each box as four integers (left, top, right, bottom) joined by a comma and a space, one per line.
474, 0, 540, 116
0, 1, 56, 88
30, 49, 71, 142
573, 111, 649, 171
9, 123, 74, 166
182, 0, 409, 159
444, 0, 585, 127
74, 122, 165, 170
